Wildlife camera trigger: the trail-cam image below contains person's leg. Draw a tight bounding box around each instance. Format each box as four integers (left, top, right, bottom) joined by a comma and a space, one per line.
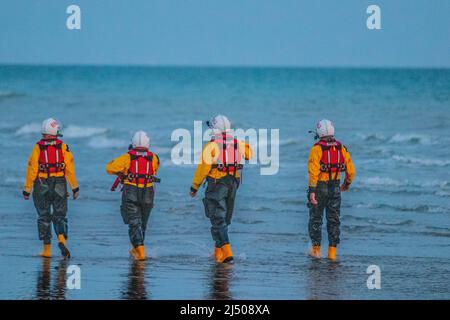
51, 177, 70, 258
122, 185, 146, 260
52, 178, 68, 239
32, 179, 52, 257
141, 187, 155, 242
308, 182, 327, 257
122, 185, 144, 246
203, 178, 231, 262
225, 177, 238, 226
326, 182, 341, 260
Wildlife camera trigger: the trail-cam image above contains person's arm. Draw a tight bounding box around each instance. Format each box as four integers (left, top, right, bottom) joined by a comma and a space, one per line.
106, 153, 131, 176
308, 145, 322, 190
341, 146, 355, 191
62, 144, 79, 198
190, 142, 216, 195
238, 140, 253, 160
152, 154, 160, 175
308, 145, 322, 204
23, 144, 40, 199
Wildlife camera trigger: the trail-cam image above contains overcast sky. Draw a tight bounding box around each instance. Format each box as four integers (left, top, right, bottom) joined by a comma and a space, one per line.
0, 0, 449, 67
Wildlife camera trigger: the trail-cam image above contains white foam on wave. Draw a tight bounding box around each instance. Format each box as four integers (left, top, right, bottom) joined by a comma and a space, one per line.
361, 177, 450, 188
393, 155, 450, 167
87, 136, 128, 149
358, 132, 434, 145
362, 177, 403, 187
15, 123, 41, 135
357, 133, 387, 142
15, 123, 108, 138
64, 126, 108, 138
388, 133, 432, 145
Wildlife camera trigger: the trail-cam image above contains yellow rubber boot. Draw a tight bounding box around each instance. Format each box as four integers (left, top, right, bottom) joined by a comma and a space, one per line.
130, 245, 146, 261
57, 234, 71, 259
309, 245, 321, 258
214, 247, 223, 263
39, 244, 51, 258
220, 244, 234, 263
328, 246, 337, 261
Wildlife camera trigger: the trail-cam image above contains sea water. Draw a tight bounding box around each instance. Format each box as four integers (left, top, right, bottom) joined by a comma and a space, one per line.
0, 66, 448, 299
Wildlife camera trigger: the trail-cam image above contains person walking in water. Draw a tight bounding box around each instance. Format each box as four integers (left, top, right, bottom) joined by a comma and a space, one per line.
23, 118, 79, 259
190, 115, 253, 263
307, 119, 355, 261
106, 131, 160, 261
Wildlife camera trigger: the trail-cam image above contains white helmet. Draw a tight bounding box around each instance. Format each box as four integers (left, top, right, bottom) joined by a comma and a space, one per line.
207, 114, 231, 133
132, 130, 150, 149
41, 118, 62, 137
315, 119, 335, 138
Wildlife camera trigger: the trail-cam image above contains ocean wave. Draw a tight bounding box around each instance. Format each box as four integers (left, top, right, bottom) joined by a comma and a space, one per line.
64, 126, 108, 138
343, 215, 414, 226
361, 177, 450, 189
15, 123, 41, 135
0, 91, 25, 99
435, 190, 450, 198
87, 136, 128, 149
388, 133, 431, 145
15, 123, 108, 138
357, 133, 386, 142
392, 155, 450, 167
356, 202, 450, 214
279, 139, 299, 147
358, 132, 433, 145
341, 225, 386, 234
361, 177, 403, 187
419, 231, 450, 238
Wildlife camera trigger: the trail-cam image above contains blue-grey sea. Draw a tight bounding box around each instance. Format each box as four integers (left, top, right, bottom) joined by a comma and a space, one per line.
0, 65, 449, 299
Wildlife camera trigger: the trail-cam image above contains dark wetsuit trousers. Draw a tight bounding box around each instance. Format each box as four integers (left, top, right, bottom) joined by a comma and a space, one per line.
121, 184, 154, 247
203, 175, 239, 248
308, 181, 341, 247
32, 177, 68, 244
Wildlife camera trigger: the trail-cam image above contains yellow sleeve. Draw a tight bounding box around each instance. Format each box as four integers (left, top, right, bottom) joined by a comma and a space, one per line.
238, 140, 253, 160
152, 154, 160, 175
106, 153, 131, 176
308, 145, 322, 188
23, 144, 40, 194
191, 142, 217, 190
342, 146, 355, 184
62, 143, 78, 190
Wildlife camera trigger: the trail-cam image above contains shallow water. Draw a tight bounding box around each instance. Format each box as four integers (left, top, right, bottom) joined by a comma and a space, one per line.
0, 66, 449, 299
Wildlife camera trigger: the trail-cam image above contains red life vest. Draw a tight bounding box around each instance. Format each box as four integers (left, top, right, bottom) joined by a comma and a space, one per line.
127, 149, 154, 185
37, 139, 65, 175
315, 139, 346, 179
211, 133, 243, 174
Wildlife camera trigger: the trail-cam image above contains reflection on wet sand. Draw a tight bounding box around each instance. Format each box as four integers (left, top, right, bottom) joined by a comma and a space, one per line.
208, 263, 234, 300
35, 258, 67, 300
122, 260, 148, 300
306, 259, 342, 300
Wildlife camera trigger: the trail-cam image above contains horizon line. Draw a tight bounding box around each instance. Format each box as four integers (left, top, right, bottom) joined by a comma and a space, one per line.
0, 62, 449, 70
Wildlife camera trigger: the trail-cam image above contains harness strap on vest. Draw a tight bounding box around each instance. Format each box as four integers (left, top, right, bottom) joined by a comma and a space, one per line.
211, 134, 243, 176
127, 150, 154, 186
37, 139, 66, 176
